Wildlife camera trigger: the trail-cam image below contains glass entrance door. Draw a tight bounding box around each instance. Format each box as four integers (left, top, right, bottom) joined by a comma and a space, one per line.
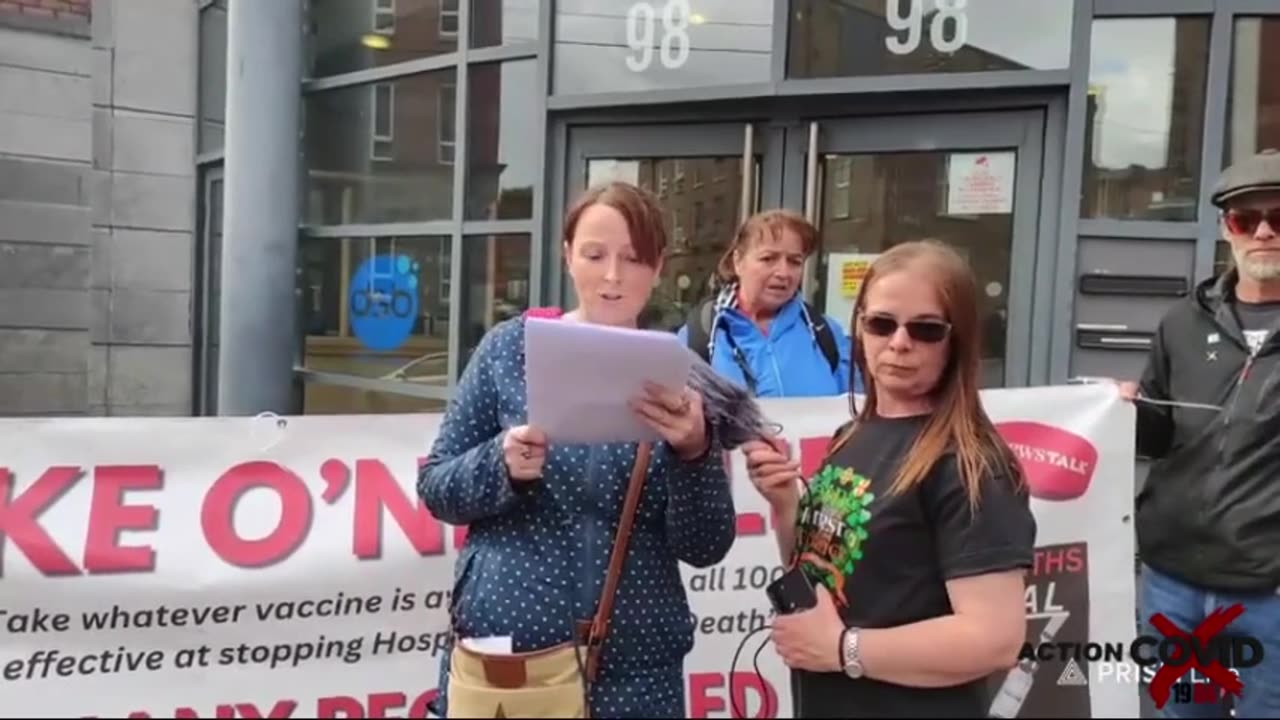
558, 123, 783, 332
785, 111, 1046, 388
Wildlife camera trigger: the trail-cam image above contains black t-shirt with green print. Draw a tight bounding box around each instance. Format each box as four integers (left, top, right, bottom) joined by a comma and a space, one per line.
788, 413, 1037, 718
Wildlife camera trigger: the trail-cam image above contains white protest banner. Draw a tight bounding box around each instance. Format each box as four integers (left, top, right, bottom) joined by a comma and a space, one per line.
0, 383, 1136, 718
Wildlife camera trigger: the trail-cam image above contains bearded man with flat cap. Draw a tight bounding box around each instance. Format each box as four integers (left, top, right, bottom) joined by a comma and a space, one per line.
1115, 148, 1280, 719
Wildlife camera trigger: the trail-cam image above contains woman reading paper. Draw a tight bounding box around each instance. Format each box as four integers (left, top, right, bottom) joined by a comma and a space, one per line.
418, 181, 739, 719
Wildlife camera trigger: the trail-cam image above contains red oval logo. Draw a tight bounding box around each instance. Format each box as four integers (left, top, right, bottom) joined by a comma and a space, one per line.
996, 421, 1098, 501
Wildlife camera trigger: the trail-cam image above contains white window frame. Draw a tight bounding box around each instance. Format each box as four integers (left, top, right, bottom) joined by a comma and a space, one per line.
437, 83, 456, 165
831, 156, 851, 219
440, 0, 459, 38
373, 0, 396, 35
370, 82, 395, 162
437, 244, 451, 304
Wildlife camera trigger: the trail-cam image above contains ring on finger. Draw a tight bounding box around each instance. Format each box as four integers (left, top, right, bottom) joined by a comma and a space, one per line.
674, 392, 692, 416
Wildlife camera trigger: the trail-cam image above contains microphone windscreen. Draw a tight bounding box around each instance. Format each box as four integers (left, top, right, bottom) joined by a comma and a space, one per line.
686, 350, 782, 451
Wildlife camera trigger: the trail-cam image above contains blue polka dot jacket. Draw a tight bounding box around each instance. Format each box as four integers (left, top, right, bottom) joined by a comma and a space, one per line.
418, 315, 739, 718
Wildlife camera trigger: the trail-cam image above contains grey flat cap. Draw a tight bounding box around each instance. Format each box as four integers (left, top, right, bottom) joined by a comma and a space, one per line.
1211, 148, 1280, 208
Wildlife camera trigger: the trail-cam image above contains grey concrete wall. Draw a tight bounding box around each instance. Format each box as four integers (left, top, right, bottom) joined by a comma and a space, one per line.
89, 0, 198, 416
0, 0, 199, 417
0, 23, 94, 416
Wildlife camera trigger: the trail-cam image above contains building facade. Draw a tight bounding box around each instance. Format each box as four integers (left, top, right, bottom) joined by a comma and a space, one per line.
1, 0, 1278, 419
0, 0, 199, 416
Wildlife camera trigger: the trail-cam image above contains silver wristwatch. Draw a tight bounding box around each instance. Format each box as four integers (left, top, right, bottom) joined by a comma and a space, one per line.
841, 628, 865, 679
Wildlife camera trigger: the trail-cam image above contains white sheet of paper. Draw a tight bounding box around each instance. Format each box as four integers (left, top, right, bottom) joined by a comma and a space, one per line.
460, 636, 513, 654
524, 317, 693, 444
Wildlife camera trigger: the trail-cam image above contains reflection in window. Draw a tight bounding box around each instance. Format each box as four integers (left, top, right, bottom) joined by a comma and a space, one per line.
788, 0, 1073, 79
298, 236, 452, 392
816, 151, 1014, 388
1215, 239, 1234, 278
441, 0, 459, 36
373, 0, 396, 34
303, 384, 447, 414
1226, 17, 1280, 166
439, 83, 457, 165
198, 2, 227, 154
460, 234, 531, 374
585, 156, 754, 332
552, 0, 774, 95
371, 83, 395, 161
305, 69, 458, 225
472, 0, 539, 48
307, 0, 459, 78
466, 61, 537, 220
1082, 17, 1210, 223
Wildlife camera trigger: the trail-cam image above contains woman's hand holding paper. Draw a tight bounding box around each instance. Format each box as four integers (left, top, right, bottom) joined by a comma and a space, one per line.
502, 425, 548, 482
630, 381, 709, 462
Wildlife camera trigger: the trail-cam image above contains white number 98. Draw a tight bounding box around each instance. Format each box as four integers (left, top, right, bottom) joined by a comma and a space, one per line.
625, 0, 691, 72
885, 0, 967, 56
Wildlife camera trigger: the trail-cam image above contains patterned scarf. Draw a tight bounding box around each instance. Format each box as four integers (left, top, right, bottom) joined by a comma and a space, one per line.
701, 282, 740, 362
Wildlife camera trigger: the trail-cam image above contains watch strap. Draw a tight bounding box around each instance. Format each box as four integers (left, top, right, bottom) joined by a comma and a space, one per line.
840, 626, 863, 678
838, 627, 849, 671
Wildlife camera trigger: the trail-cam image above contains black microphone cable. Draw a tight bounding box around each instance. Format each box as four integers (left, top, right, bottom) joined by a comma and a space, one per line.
729, 622, 776, 719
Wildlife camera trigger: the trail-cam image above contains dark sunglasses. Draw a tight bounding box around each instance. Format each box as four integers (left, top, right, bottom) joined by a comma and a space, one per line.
1224, 208, 1280, 236
860, 314, 951, 343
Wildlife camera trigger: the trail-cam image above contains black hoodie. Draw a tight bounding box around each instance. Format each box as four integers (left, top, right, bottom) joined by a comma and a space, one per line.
1134, 269, 1280, 593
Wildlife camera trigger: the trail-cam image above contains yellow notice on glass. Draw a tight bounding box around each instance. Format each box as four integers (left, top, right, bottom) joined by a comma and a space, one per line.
841, 258, 873, 299
825, 253, 880, 329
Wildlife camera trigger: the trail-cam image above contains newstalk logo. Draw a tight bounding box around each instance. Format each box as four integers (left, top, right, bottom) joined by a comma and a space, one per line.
996, 422, 1098, 501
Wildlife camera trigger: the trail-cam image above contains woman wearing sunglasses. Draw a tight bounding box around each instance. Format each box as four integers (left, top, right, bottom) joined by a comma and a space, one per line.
740, 240, 1037, 717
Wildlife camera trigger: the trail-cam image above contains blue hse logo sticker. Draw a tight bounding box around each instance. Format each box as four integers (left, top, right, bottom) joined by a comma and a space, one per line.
349, 254, 420, 351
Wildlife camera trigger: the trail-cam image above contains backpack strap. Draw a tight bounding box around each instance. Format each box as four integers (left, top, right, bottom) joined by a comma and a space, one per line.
804, 301, 841, 375
684, 298, 717, 363
578, 441, 653, 681
525, 306, 565, 320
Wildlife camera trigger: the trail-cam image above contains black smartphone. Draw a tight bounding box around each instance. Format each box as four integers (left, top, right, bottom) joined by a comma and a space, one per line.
766, 566, 818, 615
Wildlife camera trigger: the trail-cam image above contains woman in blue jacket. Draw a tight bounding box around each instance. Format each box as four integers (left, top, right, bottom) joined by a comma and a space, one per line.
419, 181, 737, 718
678, 209, 863, 398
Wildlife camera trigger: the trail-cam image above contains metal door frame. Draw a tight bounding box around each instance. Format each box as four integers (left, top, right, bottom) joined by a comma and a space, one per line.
554, 122, 786, 309
195, 164, 224, 416
781, 109, 1048, 388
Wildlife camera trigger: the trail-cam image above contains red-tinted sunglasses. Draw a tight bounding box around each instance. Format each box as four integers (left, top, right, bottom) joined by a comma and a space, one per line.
860, 313, 952, 343
1224, 208, 1280, 236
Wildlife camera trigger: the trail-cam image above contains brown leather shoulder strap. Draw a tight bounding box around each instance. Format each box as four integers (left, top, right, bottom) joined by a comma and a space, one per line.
582, 441, 653, 680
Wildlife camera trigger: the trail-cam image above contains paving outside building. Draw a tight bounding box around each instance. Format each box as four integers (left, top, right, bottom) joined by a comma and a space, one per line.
1, 0, 1278, 422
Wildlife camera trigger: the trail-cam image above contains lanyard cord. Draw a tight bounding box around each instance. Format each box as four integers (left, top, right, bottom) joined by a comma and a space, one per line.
1134, 396, 1224, 412
1068, 377, 1224, 411
719, 328, 760, 395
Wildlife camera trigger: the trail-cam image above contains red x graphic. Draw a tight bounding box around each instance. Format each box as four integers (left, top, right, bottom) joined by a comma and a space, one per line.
1148, 604, 1246, 709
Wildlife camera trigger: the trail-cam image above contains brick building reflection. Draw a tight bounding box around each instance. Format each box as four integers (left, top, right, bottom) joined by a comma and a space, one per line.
300, 0, 532, 410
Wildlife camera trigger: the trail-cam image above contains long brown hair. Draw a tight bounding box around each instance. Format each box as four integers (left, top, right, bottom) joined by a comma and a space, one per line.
827, 240, 1023, 510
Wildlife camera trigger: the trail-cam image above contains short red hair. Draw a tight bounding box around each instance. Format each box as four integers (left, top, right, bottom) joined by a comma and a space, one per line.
716, 209, 819, 284
562, 181, 668, 269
